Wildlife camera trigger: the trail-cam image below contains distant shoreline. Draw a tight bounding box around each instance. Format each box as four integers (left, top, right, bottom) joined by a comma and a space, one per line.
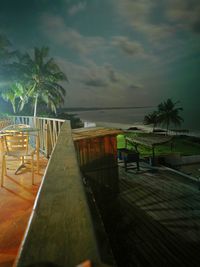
61, 106, 155, 112
95, 121, 150, 131
71, 107, 200, 136
83, 120, 200, 138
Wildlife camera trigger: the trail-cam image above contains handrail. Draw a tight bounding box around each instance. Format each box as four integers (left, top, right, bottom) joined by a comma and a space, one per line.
11, 115, 65, 122
15, 121, 113, 267
10, 116, 66, 157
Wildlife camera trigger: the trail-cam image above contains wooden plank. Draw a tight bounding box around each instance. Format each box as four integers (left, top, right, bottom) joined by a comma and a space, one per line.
16, 122, 113, 267
73, 127, 122, 141
119, 170, 200, 230
0, 151, 48, 266
112, 166, 200, 266
126, 135, 173, 148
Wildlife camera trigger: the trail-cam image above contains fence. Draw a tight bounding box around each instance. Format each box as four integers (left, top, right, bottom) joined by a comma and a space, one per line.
11, 116, 65, 157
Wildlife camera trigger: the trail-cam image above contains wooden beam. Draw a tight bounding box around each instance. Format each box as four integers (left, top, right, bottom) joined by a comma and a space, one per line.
15, 122, 112, 267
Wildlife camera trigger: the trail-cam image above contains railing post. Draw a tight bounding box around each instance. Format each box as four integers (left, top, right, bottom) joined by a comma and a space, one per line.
45, 123, 50, 158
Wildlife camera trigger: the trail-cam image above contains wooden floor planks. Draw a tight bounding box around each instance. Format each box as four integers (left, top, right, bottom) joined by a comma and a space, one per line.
2, 153, 200, 267
100, 164, 200, 267
0, 156, 47, 267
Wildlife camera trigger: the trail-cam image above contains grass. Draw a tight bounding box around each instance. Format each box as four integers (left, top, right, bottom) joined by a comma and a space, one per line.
117, 133, 200, 157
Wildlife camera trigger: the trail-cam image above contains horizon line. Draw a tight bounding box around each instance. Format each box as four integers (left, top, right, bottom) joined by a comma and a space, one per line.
61, 106, 156, 111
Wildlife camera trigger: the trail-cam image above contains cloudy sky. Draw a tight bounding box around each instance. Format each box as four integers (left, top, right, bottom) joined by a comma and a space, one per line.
0, 0, 200, 125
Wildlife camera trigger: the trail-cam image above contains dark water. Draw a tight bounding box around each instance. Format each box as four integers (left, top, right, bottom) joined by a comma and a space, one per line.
72, 107, 200, 133
74, 107, 154, 125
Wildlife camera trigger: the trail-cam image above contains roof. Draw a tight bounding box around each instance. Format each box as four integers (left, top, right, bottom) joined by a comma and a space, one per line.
126, 135, 173, 148
72, 127, 122, 141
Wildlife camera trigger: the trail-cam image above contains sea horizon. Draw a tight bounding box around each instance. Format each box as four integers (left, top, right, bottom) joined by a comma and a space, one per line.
69, 107, 200, 136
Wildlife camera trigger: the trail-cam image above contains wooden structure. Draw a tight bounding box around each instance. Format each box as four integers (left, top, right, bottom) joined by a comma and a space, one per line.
11, 116, 65, 157
73, 127, 122, 203
0, 125, 40, 184
3, 116, 200, 267
0, 148, 48, 266
16, 122, 114, 267
103, 165, 200, 267
126, 135, 173, 165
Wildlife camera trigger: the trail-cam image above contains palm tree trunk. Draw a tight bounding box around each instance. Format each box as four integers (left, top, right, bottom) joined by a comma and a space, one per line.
33, 94, 38, 117
11, 100, 16, 114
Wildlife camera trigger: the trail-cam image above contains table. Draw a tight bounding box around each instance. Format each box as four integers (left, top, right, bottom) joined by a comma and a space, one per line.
125, 135, 173, 166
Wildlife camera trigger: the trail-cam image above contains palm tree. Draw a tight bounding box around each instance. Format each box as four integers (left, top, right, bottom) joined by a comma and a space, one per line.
1, 82, 28, 113
15, 47, 67, 117
143, 111, 160, 132
158, 98, 183, 133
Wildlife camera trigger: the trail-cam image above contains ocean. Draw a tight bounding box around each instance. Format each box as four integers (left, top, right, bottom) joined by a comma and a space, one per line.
70, 107, 200, 136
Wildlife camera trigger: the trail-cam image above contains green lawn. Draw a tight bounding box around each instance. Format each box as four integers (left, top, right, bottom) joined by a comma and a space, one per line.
117, 133, 200, 157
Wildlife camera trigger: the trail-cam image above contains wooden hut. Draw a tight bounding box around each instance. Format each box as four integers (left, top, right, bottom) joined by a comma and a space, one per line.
73, 127, 122, 203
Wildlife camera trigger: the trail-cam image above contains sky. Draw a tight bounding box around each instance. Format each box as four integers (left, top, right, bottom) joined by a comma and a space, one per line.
0, 0, 200, 127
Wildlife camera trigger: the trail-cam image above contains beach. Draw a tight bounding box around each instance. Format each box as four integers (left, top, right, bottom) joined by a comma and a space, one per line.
95, 121, 152, 132
72, 108, 200, 137
82, 119, 200, 138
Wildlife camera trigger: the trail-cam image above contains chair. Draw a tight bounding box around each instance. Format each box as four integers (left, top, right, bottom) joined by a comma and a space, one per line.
119, 148, 140, 172
1, 132, 36, 187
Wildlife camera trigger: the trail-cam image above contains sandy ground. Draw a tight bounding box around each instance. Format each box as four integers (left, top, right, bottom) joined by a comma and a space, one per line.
84, 120, 200, 137
93, 121, 153, 132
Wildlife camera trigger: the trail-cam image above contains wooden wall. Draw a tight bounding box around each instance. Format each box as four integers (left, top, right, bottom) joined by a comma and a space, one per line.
74, 135, 119, 205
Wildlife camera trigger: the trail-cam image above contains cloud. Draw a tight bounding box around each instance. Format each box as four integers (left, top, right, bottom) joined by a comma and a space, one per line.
110, 36, 157, 62
113, 0, 178, 42
55, 58, 146, 106
68, 1, 87, 16
115, 0, 154, 24
40, 14, 106, 55
115, 0, 200, 42
83, 78, 107, 87
127, 84, 141, 90
105, 64, 119, 83
112, 36, 144, 55
166, 0, 200, 34
40, 13, 154, 61
79, 62, 119, 88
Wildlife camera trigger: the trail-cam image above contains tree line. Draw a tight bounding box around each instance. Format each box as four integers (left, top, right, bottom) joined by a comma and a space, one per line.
0, 34, 67, 117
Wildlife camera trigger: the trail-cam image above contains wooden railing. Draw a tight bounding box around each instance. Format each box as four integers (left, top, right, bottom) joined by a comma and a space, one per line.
10, 116, 65, 157
15, 121, 114, 267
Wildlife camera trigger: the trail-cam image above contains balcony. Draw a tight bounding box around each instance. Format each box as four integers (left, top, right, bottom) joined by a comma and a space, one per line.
0, 153, 47, 266
0, 116, 117, 267
1, 116, 200, 267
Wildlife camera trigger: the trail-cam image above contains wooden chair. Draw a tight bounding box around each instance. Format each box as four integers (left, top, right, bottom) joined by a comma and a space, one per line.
1, 132, 36, 187
119, 148, 140, 172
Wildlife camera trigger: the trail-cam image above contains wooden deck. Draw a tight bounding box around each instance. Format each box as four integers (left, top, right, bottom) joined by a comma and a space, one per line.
0, 155, 48, 267
100, 163, 200, 267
